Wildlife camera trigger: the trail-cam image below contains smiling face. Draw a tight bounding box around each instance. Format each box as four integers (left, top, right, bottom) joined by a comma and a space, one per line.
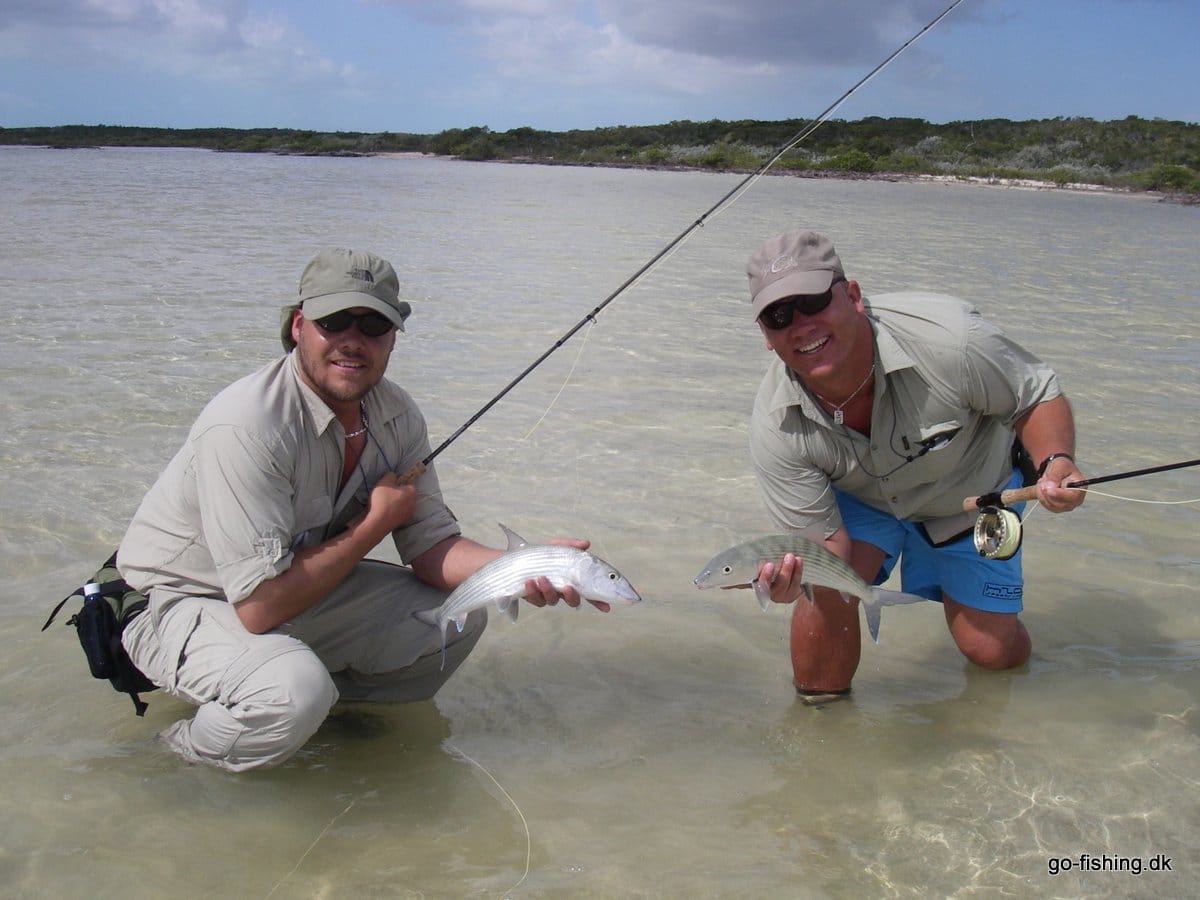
759, 279, 872, 391
290, 306, 396, 412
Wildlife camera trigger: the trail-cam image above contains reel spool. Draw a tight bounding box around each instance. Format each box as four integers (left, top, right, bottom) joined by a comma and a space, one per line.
973, 506, 1023, 560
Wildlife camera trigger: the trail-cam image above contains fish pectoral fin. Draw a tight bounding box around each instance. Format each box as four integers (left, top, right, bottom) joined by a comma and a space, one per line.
751, 578, 771, 611
838, 590, 852, 605
800, 582, 816, 603
497, 522, 528, 550
496, 595, 521, 623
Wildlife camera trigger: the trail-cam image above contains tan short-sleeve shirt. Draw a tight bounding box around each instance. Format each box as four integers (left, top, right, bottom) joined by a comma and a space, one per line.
749, 292, 1061, 535
118, 355, 460, 610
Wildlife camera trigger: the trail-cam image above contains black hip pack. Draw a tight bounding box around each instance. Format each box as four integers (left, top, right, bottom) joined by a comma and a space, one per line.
42, 551, 157, 716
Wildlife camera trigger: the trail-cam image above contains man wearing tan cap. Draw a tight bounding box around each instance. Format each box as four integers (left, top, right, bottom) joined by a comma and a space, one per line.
742, 229, 1086, 703
116, 248, 605, 770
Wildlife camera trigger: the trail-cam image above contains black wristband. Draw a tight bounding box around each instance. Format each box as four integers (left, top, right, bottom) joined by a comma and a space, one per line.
1036, 452, 1075, 478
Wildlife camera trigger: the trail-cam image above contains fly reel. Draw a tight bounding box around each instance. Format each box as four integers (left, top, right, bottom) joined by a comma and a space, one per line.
972, 506, 1023, 560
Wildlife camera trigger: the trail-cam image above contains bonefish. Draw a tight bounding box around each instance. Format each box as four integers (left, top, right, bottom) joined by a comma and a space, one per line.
414, 524, 641, 664
693, 532, 929, 642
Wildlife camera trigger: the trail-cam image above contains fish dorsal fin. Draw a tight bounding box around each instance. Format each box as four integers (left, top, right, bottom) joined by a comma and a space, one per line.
497, 522, 528, 550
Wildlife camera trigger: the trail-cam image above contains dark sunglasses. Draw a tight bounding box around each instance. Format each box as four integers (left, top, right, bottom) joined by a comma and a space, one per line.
312, 309, 395, 338
758, 278, 847, 330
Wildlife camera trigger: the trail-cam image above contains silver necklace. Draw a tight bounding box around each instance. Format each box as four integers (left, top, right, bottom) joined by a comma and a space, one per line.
812, 363, 875, 426
345, 400, 368, 439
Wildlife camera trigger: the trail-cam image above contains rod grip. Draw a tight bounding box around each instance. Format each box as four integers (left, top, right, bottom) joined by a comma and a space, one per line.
961, 478, 1083, 511
962, 485, 1038, 511
396, 461, 427, 485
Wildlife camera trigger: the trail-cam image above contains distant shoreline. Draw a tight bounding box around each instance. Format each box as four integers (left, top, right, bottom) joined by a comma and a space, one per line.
369, 151, 1197, 205
7, 143, 1195, 205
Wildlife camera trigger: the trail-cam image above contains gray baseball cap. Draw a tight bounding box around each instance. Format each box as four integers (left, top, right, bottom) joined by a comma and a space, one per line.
746, 229, 844, 318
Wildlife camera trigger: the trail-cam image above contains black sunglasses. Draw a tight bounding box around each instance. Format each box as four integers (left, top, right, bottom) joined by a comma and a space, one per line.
758, 278, 847, 330
312, 309, 395, 338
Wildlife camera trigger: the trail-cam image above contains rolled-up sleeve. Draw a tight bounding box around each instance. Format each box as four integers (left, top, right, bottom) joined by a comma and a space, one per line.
192, 424, 296, 604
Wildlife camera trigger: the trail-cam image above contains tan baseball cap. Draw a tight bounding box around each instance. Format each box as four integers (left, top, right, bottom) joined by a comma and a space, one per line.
280, 248, 412, 351
746, 229, 844, 318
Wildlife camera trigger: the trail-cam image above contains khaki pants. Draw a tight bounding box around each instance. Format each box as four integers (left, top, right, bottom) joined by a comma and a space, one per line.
122, 560, 486, 772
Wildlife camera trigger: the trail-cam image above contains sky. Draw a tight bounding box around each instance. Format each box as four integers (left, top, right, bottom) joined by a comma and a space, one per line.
0, 0, 1196, 134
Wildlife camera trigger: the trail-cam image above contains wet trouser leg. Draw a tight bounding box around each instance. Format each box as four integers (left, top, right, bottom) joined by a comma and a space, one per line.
122, 561, 486, 771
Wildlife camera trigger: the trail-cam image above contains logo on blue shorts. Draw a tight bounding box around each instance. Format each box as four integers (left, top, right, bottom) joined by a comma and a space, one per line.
982, 583, 1023, 601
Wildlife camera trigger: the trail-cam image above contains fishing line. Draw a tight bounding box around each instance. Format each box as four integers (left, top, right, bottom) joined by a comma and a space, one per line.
521, 315, 596, 441
263, 797, 359, 900
446, 741, 532, 896
399, 0, 970, 483
1081, 489, 1200, 505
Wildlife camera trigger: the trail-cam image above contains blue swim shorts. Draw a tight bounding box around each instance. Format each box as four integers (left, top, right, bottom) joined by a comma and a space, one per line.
834, 469, 1026, 614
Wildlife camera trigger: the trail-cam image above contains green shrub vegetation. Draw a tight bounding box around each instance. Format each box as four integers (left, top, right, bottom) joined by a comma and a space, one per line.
2, 115, 1197, 198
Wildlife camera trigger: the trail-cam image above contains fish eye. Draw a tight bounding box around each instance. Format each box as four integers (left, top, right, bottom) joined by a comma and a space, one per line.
722, 565, 733, 574
608, 571, 618, 580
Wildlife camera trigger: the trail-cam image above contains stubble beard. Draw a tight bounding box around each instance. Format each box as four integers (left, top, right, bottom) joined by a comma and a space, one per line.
295, 341, 375, 406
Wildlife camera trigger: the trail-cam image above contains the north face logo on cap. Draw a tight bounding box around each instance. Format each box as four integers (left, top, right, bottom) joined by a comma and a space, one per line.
349, 267, 375, 284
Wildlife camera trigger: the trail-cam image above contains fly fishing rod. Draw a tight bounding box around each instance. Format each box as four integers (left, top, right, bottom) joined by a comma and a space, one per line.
397, 0, 970, 484
963, 458, 1200, 559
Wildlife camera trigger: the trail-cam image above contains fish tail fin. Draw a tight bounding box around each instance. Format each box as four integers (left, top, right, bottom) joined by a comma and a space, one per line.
875, 589, 929, 605
865, 589, 930, 644
413, 607, 449, 670
862, 595, 882, 644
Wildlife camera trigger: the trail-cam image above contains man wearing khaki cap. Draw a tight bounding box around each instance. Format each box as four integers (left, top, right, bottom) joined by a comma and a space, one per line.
740, 229, 1086, 703
117, 248, 605, 770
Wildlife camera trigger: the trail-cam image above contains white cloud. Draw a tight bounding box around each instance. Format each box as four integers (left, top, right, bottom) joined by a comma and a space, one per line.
0, 0, 356, 88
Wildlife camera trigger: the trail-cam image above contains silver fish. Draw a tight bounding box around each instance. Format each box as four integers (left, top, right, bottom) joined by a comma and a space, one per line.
414, 524, 641, 661
693, 532, 928, 643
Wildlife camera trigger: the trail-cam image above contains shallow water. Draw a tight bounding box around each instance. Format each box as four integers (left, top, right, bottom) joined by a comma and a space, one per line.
1, 147, 1198, 898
